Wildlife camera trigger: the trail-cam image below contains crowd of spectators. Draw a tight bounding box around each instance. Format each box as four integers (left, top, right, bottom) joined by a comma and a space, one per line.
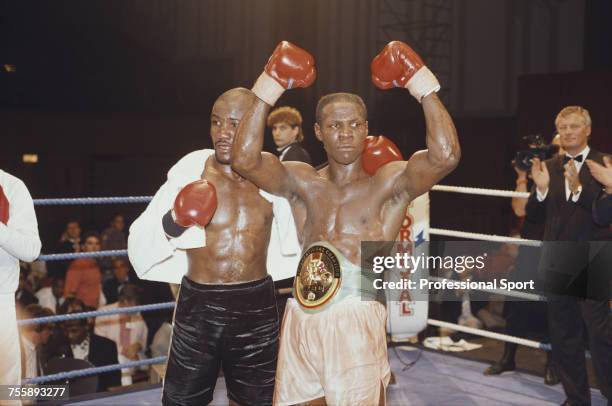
16, 213, 174, 392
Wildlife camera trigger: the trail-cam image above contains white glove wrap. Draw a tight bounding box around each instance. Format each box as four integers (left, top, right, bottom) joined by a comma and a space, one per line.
252, 72, 285, 106
405, 66, 440, 103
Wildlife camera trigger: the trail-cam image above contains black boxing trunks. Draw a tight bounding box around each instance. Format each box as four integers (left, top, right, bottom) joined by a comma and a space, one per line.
162, 275, 279, 406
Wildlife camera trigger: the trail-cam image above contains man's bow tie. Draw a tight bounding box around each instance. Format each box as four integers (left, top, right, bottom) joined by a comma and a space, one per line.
563, 154, 583, 164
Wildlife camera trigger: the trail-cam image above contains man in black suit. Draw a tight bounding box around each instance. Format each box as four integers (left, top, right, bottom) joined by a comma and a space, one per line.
527, 106, 611, 406
102, 258, 136, 305
267, 106, 312, 164
53, 299, 121, 392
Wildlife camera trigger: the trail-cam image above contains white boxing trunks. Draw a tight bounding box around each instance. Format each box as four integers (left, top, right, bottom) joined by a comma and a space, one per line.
274, 242, 390, 405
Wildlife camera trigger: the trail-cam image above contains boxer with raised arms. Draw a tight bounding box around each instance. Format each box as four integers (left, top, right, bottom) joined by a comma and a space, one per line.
232, 41, 460, 405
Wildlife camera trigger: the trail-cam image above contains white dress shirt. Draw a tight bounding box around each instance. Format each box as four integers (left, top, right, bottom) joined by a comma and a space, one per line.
94, 303, 148, 358
70, 336, 90, 360
36, 287, 65, 312
537, 146, 590, 202
21, 336, 38, 378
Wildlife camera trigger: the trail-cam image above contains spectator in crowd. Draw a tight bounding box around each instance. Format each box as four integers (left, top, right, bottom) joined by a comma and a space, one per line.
48, 219, 82, 279
19, 304, 54, 379
59, 219, 82, 252
16, 266, 38, 309
53, 298, 121, 392
103, 258, 136, 305
528, 106, 611, 405
95, 284, 147, 386
36, 277, 65, 314
101, 214, 127, 251
64, 231, 105, 308
484, 138, 560, 384
267, 106, 311, 164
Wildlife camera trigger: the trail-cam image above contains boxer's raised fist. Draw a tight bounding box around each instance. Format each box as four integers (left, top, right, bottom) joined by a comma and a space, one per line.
371, 41, 440, 102
362, 135, 404, 175
252, 41, 316, 106
173, 180, 217, 228
0, 185, 9, 225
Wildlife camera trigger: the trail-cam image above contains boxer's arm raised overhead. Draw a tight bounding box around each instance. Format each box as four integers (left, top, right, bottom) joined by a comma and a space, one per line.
232, 41, 316, 198
371, 41, 460, 202
232, 98, 298, 198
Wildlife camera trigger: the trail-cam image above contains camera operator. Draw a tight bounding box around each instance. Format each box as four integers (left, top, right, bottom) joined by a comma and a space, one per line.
484, 134, 560, 385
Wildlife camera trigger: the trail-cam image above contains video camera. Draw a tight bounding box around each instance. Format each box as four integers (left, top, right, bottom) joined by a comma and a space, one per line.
513, 134, 559, 171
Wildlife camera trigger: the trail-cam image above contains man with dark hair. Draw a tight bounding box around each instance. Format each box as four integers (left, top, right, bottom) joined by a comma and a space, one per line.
51, 298, 121, 392
267, 106, 311, 164
49, 219, 82, 280
103, 257, 134, 304
233, 40, 459, 404
36, 277, 65, 313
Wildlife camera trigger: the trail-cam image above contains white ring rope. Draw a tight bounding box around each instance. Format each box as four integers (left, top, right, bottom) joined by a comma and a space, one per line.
427, 318, 551, 350
430, 227, 542, 247
432, 185, 530, 199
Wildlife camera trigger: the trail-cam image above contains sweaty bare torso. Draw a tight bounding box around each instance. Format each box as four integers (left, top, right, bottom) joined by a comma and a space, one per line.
293, 166, 409, 264
186, 157, 273, 284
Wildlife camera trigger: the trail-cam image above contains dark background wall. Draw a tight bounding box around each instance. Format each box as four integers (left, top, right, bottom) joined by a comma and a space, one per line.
0, 0, 610, 250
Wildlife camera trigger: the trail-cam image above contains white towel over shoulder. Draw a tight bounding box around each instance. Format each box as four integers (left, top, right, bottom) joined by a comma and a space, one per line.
127, 149, 300, 284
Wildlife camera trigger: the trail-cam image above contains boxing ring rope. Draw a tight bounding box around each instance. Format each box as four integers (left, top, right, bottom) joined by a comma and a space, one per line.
17, 302, 176, 326
33, 196, 152, 206
23, 184, 555, 385
427, 319, 552, 351
31, 185, 528, 207
431, 185, 530, 199
24, 357, 167, 385
38, 250, 128, 262
429, 228, 542, 247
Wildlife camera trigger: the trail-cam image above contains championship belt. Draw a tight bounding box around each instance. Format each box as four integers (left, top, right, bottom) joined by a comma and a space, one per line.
294, 244, 342, 311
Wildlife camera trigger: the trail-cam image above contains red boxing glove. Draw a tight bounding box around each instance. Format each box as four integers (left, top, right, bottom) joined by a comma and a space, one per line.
371, 41, 440, 102
252, 41, 316, 106
173, 180, 217, 228
0, 185, 9, 225
362, 135, 404, 175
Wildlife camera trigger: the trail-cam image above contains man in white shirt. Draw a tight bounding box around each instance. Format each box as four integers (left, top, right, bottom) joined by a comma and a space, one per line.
0, 169, 42, 388
528, 106, 612, 406
95, 284, 148, 386
19, 304, 54, 379
35, 277, 65, 313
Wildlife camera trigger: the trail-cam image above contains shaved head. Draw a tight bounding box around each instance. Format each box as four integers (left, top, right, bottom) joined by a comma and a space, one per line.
210, 88, 256, 164
214, 87, 254, 109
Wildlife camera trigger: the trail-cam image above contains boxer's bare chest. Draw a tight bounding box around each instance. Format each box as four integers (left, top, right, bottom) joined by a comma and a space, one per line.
301, 176, 388, 261
185, 163, 272, 283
